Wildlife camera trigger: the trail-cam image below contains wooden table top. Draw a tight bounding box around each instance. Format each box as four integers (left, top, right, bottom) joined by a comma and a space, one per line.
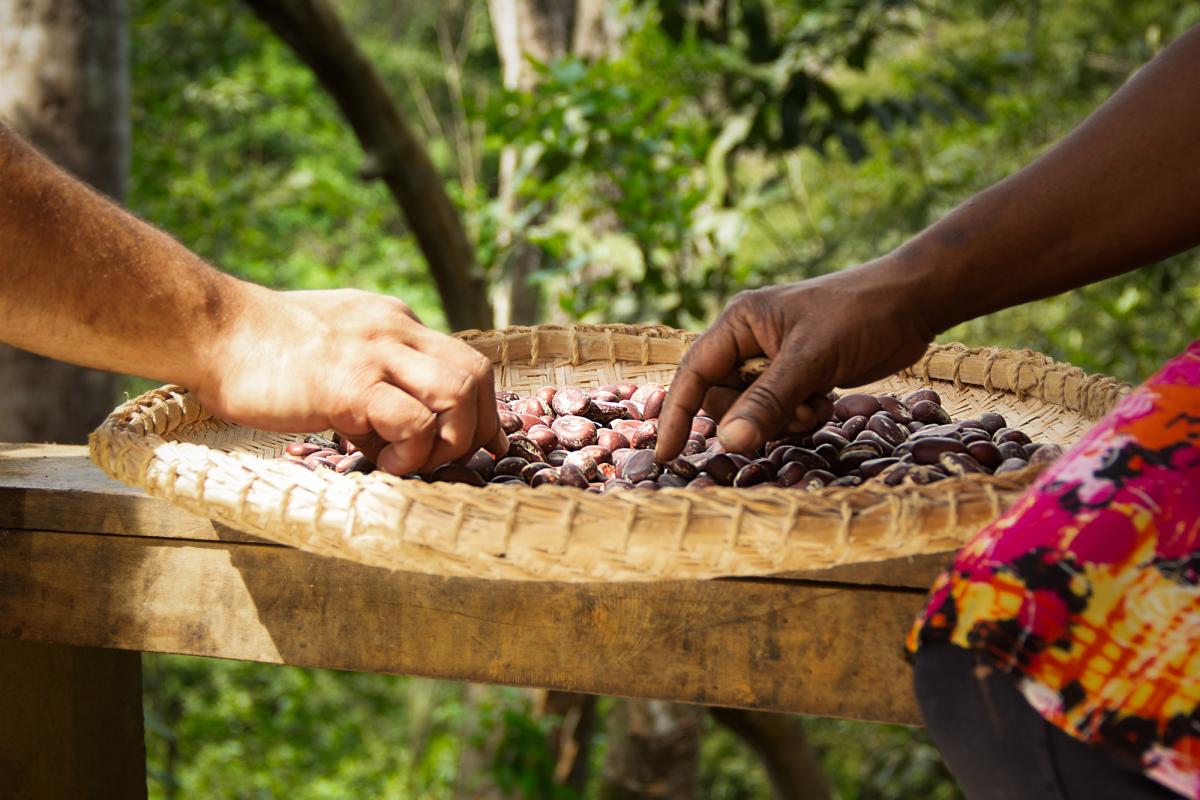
0, 443, 954, 725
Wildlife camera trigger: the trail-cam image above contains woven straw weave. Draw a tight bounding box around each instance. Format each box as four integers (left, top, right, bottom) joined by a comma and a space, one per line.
89, 324, 1129, 582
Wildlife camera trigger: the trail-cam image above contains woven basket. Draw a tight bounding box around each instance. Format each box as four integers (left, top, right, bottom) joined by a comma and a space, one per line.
89, 324, 1129, 582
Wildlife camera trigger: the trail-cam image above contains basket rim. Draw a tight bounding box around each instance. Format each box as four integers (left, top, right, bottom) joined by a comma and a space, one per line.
86, 324, 1132, 582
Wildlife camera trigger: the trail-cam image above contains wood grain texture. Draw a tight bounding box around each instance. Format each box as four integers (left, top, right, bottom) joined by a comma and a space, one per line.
0, 443, 952, 588
0, 528, 927, 724
0, 639, 145, 800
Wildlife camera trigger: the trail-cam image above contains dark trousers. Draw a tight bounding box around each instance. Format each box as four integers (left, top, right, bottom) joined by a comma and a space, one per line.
913, 644, 1183, 799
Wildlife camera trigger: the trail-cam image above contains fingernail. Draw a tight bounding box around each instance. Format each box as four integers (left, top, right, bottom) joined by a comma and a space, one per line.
719, 418, 758, 453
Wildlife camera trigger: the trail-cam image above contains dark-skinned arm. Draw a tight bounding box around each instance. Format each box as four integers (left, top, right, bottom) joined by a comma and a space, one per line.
0, 123, 506, 472
658, 25, 1200, 460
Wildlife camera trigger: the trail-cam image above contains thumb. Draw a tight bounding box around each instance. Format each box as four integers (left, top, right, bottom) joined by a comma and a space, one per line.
718, 340, 830, 454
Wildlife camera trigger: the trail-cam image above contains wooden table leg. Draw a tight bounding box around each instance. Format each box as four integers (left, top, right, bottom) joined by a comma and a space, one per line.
0, 640, 145, 799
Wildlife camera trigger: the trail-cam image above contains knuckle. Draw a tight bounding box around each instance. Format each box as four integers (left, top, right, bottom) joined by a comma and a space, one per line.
740, 384, 786, 423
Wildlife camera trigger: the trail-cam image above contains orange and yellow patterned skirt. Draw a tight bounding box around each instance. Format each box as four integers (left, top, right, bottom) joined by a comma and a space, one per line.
908, 340, 1200, 797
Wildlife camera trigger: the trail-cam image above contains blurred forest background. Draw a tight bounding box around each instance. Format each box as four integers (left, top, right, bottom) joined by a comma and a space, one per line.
100, 0, 1200, 796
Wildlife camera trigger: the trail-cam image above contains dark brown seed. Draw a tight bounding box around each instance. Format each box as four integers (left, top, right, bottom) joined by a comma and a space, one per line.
904, 465, 944, 485
587, 400, 631, 425
813, 429, 851, 449
285, 441, 324, 457
728, 453, 752, 469
597, 429, 630, 452
552, 415, 598, 450
877, 395, 914, 424
610, 419, 644, 440
604, 478, 635, 493
750, 458, 778, 480
508, 457, 547, 481
431, 464, 486, 487
907, 421, 926, 433
691, 416, 717, 439
631, 383, 665, 405
841, 415, 868, 440
619, 401, 643, 421
801, 469, 836, 487
304, 453, 337, 470
978, 412, 1007, 434
1029, 444, 1064, 466
867, 413, 909, 447
902, 389, 941, 409
466, 450, 496, 480
533, 386, 557, 405
860, 457, 899, 478
768, 445, 798, 468
689, 477, 717, 489
546, 449, 569, 467
911, 423, 963, 439
635, 480, 660, 491
733, 462, 772, 488
506, 435, 546, 463
995, 457, 1030, 475
706, 454, 738, 486
838, 448, 882, 472
334, 451, 372, 475
495, 390, 520, 404
829, 475, 863, 488
552, 387, 592, 418
854, 429, 895, 456
960, 430, 992, 445
581, 445, 613, 465
658, 473, 688, 488
912, 437, 969, 465
881, 463, 909, 486
511, 397, 550, 417
785, 448, 832, 472
494, 456, 529, 478
993, 427, 1032, 446
814, 443, 842, 471
630, 421, 659, 450
526, 425, 560, 453
997, 441, 1026, 460
611, 448, 636, 470
615, 383, 638, 400
833, 393, 882, 422
559, 463, 590, 489
587, 484, 604, 494
683, 433, 707, 456
777, 461, 808, 487
665, 456, 698, 479
910, 400, 952, 425
525, 470, 556, 489
564, 451, 599, 480
491, 474, 525, 485
622, 449, 661, 483
967, 440, 1004, 469
590, 389, 621, 403
939, 452, 987, 476
642, 389, 667, 421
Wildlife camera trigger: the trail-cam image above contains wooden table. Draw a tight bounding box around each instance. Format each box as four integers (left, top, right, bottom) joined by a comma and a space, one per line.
0, 443, 954, 798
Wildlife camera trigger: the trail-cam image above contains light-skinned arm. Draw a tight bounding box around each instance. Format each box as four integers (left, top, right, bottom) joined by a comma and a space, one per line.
0, 123, 506, 473
658, 25, 1200, 460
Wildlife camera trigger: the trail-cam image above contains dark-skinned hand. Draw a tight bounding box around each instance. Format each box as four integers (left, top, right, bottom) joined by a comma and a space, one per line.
656, 259, 933, 461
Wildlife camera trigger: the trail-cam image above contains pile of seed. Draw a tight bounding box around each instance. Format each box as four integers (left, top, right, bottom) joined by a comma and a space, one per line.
280, 383, 1063, 493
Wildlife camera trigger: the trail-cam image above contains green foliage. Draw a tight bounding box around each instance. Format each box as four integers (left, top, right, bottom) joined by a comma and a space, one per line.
132, 0, 1200, 797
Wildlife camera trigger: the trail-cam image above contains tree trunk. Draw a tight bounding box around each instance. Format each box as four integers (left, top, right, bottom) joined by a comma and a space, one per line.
710, 708, 833, 800
246, 0, 493, 332
0, 0, 128, 443
488, 0, 614, 326
599, 699, 706, 800
533, 689, 598, 793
